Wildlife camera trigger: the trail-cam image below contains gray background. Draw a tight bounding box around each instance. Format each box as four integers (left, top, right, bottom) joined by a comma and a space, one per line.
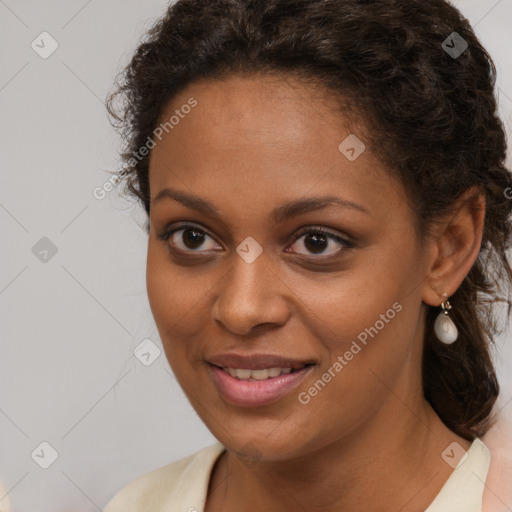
0, 1, 511, 510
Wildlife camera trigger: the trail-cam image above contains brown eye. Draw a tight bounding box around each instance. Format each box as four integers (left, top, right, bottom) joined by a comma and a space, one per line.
180, 227, 207, 249
287, 227, 352, 257
302, 232, 329, 254
157, 224, 221, 253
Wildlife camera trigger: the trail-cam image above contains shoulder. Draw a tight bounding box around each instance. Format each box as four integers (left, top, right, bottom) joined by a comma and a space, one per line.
482, 413, 512, 509
426, 437, 491, 512
0, 480, 12, 512
103, 442, 225, 512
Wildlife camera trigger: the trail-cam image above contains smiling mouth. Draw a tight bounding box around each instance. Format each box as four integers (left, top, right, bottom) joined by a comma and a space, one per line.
212, 364, 312, 381
208, 361, 315, 407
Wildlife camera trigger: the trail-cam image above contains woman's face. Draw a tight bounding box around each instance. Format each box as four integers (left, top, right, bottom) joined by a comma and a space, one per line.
146, 74, 432, 460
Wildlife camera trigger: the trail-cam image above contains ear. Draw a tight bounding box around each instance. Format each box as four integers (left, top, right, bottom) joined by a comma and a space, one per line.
422, 186, 485, 307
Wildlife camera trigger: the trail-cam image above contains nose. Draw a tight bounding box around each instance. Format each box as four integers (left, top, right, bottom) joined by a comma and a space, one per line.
212, 252, 291, 336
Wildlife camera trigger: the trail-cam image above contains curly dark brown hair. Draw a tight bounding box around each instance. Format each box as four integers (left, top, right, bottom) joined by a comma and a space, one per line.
106, 0, 512, 440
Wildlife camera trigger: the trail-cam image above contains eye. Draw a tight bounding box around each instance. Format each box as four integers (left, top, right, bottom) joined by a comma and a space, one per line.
157, 223, 222, 253
286, 226, 353, 257
157, 222, 353, 259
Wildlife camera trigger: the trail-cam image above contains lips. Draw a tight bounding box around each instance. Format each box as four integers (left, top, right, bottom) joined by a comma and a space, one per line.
207, 353, 315, 407
207, 353, 313, 370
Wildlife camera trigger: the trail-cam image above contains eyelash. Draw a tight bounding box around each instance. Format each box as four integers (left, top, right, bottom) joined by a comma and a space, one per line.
157, 222, 354, 259
289, 226, 354, 254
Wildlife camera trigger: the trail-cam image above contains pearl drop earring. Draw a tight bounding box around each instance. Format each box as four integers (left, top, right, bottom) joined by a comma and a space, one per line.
434, 293, 458, 344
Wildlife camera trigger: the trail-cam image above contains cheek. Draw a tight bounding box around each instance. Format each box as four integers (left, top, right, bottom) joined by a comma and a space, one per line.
283, 258, 404, 349
146, 245, 178, 327
289, 280, 414, 442
146, 240, 209, 319
146, 244, 197, 357
287, 248, 419, 390
146, 241, 220, 375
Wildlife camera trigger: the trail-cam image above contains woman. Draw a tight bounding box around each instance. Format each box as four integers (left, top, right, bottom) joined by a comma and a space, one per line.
104, 0, 512, 510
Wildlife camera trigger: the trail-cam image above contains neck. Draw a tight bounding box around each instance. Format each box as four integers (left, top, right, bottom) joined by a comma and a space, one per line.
207, 399, 471, 512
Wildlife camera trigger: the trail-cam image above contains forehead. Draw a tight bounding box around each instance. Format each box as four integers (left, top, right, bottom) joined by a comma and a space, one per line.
156, 75, 356, 144
148, 74, 402, 220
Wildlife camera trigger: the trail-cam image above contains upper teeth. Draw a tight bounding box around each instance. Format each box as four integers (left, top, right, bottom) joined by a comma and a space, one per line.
223, 367, 294, 380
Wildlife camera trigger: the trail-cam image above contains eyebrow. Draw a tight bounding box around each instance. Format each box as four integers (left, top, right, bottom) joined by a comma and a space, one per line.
152, 188, 370, 222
